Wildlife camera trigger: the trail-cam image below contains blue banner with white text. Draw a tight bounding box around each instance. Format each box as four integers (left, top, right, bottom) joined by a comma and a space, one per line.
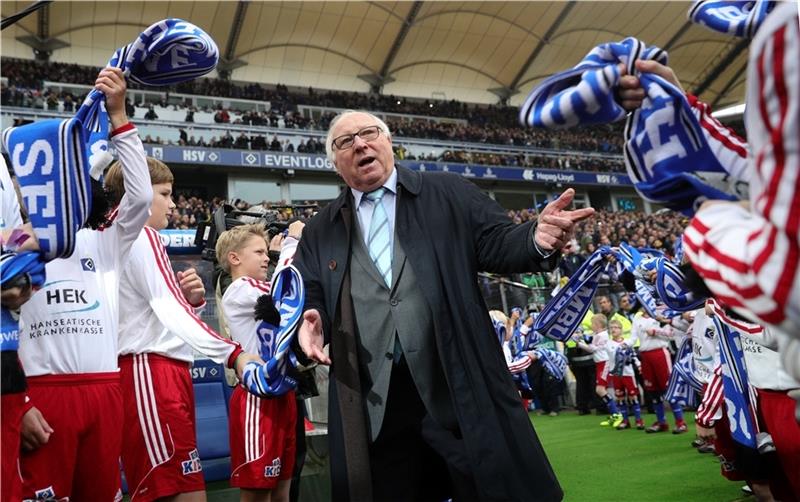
140, 145, 632, 186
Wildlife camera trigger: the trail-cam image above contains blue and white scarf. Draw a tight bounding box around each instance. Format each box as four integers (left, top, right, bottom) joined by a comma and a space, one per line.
1, 19, 218, 266
666, 337, 703, 407
2, 119, 91, 261
241, 265, 304, 397
1, 251, 47, 351
534, 349, 568, 381
534, 246, 614, 341
615, 242, 703, 315
520, 37, 742, 216
611, 344, 636, 377
655, 258, 706, 312
688, 0, 775, 38
77, 18, 220, 179
672, 237, 685, 265
711, 304, 759, 449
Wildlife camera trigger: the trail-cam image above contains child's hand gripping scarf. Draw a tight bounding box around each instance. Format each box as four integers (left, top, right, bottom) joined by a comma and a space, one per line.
519, 37, 745, 216
688, 0, 775, 38
241, 264, 304, 397
534, 246, 614, 341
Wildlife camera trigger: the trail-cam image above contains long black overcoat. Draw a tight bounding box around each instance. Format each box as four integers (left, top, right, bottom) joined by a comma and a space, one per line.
293, 165, 564, 501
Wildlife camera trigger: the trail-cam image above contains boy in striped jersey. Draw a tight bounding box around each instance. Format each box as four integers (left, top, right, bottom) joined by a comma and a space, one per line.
108, 161, 262, 501
217, 221, 304, 502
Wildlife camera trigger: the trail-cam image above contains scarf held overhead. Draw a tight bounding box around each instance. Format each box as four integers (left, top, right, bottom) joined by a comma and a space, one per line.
688, 1, 775, 38
519, 37, 744, 216
1, 18, 219, 283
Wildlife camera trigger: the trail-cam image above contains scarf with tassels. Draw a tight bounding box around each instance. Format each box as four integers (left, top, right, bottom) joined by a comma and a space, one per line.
241, 265, 305, 397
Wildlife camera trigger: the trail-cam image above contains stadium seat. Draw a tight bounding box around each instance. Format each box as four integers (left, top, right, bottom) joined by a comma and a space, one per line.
192, 358, 234, 482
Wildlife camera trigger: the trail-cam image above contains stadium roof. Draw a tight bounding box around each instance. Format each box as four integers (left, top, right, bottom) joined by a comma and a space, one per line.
1, 1, 749, 109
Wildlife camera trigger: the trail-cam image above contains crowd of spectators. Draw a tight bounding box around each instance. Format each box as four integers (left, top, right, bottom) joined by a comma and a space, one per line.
2, 57, 631, 154
170, 190, 684, 265
508, 208, 687, 257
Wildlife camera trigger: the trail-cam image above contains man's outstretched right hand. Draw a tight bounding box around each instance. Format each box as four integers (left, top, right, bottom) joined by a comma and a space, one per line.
298, 308, 331, 365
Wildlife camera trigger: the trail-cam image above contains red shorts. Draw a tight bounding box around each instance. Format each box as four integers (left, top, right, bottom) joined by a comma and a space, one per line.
119, 354, 205, 501
229, 386, 297, 489
713, 410, 747, 482
758, 389, 800, 499
1, 391, 25, 502
20, 373, 123, 501
611, 375, 638, 398
595, 361, 610, 387
639, 348, 672, 393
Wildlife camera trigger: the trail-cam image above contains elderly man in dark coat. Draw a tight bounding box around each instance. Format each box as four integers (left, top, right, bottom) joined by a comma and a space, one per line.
294, 110, 593, 501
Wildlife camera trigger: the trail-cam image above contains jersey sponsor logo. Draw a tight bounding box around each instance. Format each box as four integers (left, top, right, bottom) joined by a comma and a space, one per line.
33, 485, 57, 500
80, 258, 95, 272
40, 279, 101, 315
264, 457, 282, 478
181, 449, 203, 475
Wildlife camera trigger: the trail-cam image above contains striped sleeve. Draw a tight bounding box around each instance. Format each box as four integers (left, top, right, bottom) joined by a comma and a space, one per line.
685, 94, 751, 183
695, 365, 724, 428
137, 227, 242, 367
100, 127, 153, 264
683, 7, 800, 335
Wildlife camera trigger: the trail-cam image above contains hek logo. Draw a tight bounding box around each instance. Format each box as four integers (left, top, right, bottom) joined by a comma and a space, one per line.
181, 449, 203, 475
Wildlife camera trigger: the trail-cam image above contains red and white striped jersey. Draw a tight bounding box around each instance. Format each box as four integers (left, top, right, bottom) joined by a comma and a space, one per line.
116, 226, 242, 367
683, 3, 800, 336
686, 94, 751, 185
19, 127, 152, 375
695, 365, 724, 428
221, 236, 299, 355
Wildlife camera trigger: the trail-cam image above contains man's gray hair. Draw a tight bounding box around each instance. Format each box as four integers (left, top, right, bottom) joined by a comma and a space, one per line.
325, 110, 392, 164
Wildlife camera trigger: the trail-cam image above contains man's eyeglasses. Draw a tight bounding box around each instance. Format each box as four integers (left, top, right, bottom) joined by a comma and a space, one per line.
331, 125, 382, 150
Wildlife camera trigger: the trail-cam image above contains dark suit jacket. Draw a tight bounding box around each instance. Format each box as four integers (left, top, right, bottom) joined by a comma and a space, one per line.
294, 165, 564, 501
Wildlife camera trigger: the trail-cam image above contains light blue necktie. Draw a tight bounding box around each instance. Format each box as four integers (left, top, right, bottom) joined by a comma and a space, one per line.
365, 188, 392, 287
366, 188, 403, 363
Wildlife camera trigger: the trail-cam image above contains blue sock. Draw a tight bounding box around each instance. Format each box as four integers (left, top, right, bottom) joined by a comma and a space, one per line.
632, 400, 642, 421
602, 395, 618, 414
670, 402, 685, 423
618, 400, 629, 421
654, 401, 666, 424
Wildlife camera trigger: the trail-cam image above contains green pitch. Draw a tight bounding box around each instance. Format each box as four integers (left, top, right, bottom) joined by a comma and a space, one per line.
530, 411, 747, 502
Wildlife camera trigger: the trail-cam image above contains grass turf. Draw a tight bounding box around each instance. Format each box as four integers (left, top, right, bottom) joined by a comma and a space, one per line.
530, 411, 747, 502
